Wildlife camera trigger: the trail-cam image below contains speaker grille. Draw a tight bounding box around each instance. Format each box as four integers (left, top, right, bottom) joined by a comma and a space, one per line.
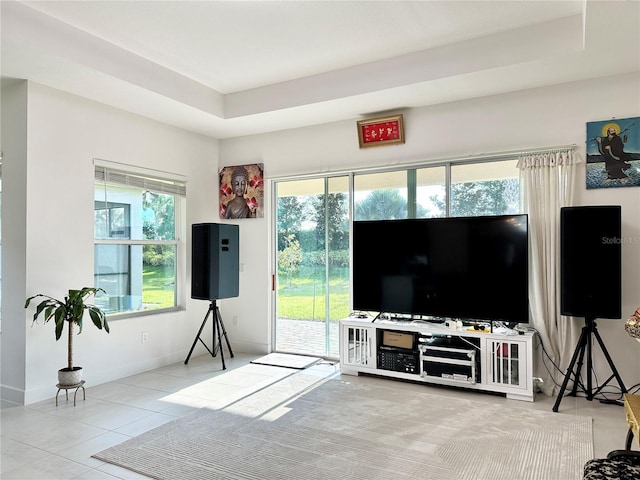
191, 223, 239, 300
560, 206, 621, 319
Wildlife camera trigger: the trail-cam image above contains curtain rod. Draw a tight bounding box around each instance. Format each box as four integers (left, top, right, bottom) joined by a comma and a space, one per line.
450, 143, 576, 163
270, 144, 578, 182
506, 143, 577, 157
433, 143, 578, 164
372, 144, 579, 172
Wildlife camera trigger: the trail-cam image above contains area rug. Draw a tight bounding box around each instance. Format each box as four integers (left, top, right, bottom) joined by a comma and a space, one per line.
250, 352, 321, 369
94, 375, 593, 480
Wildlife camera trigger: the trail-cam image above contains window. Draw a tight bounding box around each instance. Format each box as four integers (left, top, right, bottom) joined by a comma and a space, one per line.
353, 159, 519, 221
354, 171, 408, 220
272, 157, 520, 356
450, 160, 520, 217
94, 164, 185, 316
416, 166, 447, 218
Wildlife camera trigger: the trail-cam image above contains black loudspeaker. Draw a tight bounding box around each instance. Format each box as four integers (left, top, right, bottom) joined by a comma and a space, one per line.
191, 223, 239, 300
560, 205, 621, 319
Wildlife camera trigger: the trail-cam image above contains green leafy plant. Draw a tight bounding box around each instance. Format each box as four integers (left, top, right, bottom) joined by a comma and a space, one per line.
25, 287, 110, 371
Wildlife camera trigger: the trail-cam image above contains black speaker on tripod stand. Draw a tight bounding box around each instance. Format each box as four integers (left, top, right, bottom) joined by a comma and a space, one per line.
553, 205, 627, 412
185, 223, 239, 369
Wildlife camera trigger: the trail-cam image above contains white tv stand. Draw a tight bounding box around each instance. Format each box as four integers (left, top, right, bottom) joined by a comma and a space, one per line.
339, 317, 535, 402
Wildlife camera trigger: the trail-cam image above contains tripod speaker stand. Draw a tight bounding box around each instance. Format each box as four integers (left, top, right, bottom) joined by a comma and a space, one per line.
184, 300, 234, 369
552, 316, 627, 412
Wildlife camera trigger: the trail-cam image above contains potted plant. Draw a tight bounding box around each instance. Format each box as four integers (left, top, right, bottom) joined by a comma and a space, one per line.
25, 287, 110, 386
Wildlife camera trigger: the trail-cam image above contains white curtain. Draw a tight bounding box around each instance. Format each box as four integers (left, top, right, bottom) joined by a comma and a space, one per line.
517, 148, 581, 396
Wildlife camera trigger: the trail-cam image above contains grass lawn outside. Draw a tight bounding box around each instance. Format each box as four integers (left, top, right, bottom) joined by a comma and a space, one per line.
140, 264, 350, 320
277, 267, 350, 321
142, 265, 175, 309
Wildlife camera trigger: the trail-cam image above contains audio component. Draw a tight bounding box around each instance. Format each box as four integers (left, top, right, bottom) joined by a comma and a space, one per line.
192, 223, 239, 300
376, 329, 420, 375
560, 205, 621, 319
377, 349, 419, 374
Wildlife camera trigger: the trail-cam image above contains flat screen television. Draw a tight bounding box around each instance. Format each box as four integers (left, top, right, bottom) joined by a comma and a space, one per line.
352, 214, 529, 323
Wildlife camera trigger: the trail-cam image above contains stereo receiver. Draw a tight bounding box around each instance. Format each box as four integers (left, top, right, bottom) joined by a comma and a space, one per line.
378, 348, 418, 374
377, 329, 419, 375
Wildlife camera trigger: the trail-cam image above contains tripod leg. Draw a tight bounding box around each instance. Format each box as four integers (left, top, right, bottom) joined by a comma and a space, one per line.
214, 308, 226, 370
592, 328, 628, 394
184, 305, 214, 364
211, 301, 218, 357
553, 326, 588, 412
586, 324, 594, 400
569, 333, 588, 397
216, 306, 234, 358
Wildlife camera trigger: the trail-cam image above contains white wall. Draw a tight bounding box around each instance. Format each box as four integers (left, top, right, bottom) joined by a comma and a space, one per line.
1, 81, 29, 402
220, 72, 640, 390
3, 73, 639, 404
1, 82, 220, 404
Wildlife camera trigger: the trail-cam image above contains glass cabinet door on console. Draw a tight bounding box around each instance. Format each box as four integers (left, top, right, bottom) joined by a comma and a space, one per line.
340, 319, 535, 402
341, 325, 374, 368
486, 339, 527, 390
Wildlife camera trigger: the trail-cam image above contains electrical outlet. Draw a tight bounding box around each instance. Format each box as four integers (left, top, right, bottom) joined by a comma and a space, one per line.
142, 332, 149, 343
232, 316, 239, 327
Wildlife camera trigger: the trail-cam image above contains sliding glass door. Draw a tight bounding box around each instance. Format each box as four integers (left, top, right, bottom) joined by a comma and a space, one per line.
274, 176, 350, 358
272, 158, 519, 358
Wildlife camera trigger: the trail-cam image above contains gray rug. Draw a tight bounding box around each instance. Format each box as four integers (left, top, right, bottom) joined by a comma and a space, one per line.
94, 375, 593, 480
250, 352, 321, 369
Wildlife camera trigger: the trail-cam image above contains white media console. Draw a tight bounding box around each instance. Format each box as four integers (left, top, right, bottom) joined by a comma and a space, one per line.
339, 317, 535, 402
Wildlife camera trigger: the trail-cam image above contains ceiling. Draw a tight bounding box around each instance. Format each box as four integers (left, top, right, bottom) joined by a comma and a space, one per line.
1, 1, 639, 139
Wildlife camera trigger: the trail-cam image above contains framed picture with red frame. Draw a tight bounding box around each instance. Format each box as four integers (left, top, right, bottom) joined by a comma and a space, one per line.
357, 114, 405, 148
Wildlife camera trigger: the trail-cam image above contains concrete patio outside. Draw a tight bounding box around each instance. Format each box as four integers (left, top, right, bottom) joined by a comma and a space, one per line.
275, 318, 340, 359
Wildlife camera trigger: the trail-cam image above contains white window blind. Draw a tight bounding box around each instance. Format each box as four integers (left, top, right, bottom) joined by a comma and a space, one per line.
95, 166, 186, 197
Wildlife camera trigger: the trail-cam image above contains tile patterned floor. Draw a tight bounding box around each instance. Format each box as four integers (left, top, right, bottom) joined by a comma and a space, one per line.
1, 351, 633, 479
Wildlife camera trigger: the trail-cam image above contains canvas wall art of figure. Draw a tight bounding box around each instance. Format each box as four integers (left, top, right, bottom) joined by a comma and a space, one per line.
219, 163, 264, 219
586, 116, 640, 189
